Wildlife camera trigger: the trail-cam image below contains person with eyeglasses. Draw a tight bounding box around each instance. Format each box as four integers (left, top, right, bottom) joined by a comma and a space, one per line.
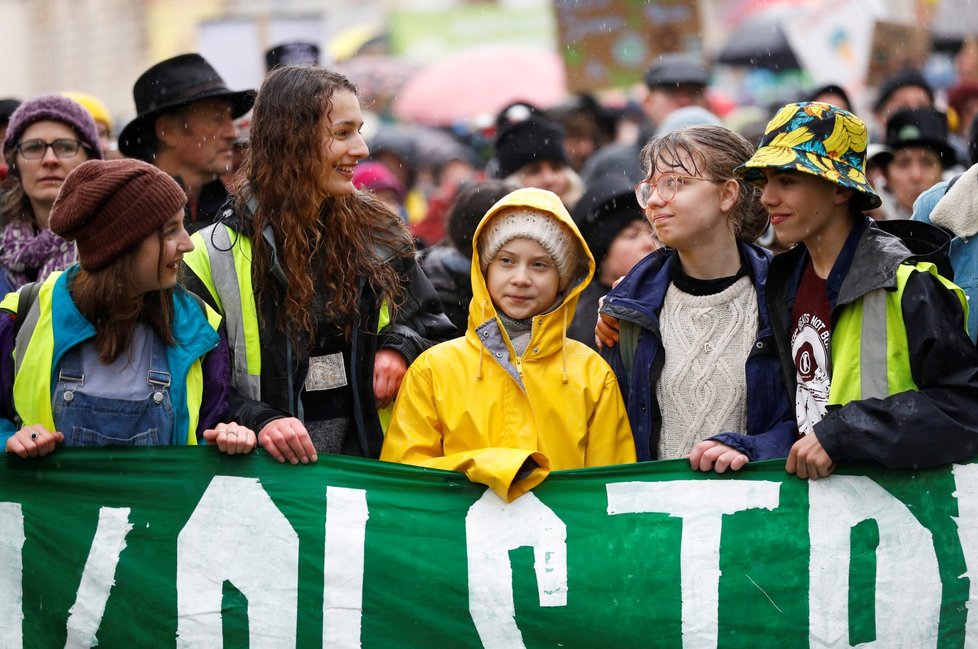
0, 95, 102, 295
595, 125, 796, 472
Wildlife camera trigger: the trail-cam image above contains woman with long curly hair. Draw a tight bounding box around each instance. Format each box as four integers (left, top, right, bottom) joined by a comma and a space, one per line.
183, 65, 455, 464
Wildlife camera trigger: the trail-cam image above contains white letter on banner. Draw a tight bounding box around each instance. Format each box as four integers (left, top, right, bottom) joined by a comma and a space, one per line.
607, 480, 780, 648
809, 476, 940, 647
177, 477, 299, 649
0, 503, 25, 649
64, 507, 133, 649
323, 486, 368, 649
952, 464, 978, 644
466, 490, 567, 649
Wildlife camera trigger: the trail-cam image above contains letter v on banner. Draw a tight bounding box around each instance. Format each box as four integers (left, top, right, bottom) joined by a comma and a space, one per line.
606, 480, 781, 648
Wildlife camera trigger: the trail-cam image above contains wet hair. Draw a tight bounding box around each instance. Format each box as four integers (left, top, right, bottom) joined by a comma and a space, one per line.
237, 65, 409, 345
639, 124, 767, 242
69, 233, 175, 364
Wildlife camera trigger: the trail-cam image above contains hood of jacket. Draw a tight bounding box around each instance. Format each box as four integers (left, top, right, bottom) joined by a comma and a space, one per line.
467, 187, 594, 359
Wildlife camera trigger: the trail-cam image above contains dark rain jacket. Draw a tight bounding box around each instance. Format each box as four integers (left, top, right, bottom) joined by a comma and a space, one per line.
767, 217, 978, 468
182, 200, 456, 458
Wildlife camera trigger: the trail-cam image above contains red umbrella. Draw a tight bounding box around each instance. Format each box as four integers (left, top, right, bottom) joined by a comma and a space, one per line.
392, 45, 567, 127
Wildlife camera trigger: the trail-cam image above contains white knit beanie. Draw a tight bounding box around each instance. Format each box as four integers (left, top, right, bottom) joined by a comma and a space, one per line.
479, 208, 579, 290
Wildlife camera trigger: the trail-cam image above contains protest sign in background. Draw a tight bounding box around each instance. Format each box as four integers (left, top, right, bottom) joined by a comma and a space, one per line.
1, 448, 976, 647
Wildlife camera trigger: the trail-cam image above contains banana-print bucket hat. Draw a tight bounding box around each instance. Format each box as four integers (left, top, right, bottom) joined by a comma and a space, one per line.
735, 101, 882, 210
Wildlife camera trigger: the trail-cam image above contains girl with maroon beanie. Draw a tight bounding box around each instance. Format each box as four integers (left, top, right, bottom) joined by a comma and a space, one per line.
0, 158, 254, 457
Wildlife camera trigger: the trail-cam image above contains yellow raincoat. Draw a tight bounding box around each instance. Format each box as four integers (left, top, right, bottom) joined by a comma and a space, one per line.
380, 188, 635, 501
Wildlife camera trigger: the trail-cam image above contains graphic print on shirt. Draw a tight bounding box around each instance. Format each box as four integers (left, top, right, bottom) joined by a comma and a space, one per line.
790, 262, 832, 435
791, 314, 831, 434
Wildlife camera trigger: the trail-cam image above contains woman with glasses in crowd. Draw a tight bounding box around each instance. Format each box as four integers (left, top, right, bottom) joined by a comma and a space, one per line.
596, 125, 796, 471
0, 95, 102, 295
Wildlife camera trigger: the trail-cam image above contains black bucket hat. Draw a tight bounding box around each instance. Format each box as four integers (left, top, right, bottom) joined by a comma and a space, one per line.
118, 53, 255, 160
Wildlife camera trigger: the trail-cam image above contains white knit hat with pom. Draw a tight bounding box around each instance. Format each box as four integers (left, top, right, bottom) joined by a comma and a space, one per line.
479, 207, 580, 291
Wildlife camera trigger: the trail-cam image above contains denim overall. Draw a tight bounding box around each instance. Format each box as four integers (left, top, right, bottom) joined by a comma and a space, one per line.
52, 336, 174, 446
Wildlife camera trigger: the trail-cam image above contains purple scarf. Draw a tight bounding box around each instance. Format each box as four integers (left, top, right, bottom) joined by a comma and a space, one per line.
0, 215, 77, 290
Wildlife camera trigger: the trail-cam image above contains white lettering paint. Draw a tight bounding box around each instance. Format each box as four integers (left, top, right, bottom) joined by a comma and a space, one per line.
176, 476, 299, 649
808, 475, 940, 647
607, 480, 781, 648
323, 486, 368, 649
952, 464, 978, 645
466, 490, 567, 649
0, 503, 24, 649
64, 507, 133, 649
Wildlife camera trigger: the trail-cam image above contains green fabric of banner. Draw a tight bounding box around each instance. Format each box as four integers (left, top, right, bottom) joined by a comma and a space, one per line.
1, 448, 975, 647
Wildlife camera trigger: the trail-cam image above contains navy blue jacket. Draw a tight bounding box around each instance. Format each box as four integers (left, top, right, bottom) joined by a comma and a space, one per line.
599, 242, 796, 462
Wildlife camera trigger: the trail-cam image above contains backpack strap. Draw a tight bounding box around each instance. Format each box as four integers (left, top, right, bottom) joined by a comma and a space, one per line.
13, 281, 41, 340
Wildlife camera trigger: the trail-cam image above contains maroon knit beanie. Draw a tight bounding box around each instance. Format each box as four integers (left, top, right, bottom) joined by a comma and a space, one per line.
49, 159, 186, 271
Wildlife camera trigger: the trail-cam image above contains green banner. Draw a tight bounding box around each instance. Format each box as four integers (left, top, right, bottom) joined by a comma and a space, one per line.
2, 447, 977, 647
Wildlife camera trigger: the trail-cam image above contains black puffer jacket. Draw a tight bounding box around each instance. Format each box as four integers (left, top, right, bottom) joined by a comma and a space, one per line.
419, 244, 470, 335
183, 201, 456, 458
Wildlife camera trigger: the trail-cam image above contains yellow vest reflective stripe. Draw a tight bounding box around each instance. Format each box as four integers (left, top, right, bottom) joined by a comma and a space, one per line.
186, 224, 395, 433
11, 275, 60, 431
186, 225, 262, 400
6, 273, 218, 445
828, 262, 967, 404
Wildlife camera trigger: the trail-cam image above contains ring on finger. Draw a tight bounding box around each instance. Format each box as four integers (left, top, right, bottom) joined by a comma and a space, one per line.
30, 432, 38, 441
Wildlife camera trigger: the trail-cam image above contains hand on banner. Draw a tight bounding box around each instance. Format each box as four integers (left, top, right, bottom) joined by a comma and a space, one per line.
203, 422, 257, 455
6, 424, 63, 458
786, 433, 836, 480
689, 440, 749, 473
373, 348, 407, 408
258, 417, 318, 465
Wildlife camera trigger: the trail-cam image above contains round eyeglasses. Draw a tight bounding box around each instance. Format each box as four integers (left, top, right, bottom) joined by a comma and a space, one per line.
634, 173, 718, 208
15, 139, 90, 160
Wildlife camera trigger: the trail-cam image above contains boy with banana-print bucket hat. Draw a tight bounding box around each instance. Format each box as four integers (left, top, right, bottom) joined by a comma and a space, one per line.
735, 101, 978, 480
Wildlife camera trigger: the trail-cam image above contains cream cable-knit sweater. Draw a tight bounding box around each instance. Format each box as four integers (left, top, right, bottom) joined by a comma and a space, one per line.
656, 275, 757, 459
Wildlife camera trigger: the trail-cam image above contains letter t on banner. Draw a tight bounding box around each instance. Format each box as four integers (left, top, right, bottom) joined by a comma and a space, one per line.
607, 480, 781, 648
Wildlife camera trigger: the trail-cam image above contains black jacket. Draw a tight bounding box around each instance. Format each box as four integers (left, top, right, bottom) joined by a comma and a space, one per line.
767, 218, 978, 469
183, 201, 456, 458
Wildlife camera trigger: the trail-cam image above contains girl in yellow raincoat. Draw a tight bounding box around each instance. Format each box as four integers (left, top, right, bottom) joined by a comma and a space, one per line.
381, 187, 635, 501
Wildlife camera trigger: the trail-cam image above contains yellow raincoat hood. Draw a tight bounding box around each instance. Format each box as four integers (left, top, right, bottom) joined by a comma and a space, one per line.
468, 186, 594, 366
381, 187, 635, 502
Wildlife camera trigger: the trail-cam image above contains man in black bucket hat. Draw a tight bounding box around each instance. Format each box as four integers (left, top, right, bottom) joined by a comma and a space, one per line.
118, 53, 254, 231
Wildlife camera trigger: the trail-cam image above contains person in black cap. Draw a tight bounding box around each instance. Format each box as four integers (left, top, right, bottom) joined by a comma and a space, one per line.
873, 108, 958, 220
118, 53, 255, 232
807, 83, 852, 112
567, 176, 659, 350
493, 115, 584, 209
582, 53, 710, 186
872, 69, 934, 140
265, 41, 321, 74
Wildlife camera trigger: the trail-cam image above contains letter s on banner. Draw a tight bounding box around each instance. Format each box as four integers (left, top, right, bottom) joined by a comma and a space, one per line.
466, 490, 567, 649
176, 477, 300, 649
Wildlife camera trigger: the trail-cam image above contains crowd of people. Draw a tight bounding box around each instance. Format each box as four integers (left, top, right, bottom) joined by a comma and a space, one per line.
2, 37, 978, 500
